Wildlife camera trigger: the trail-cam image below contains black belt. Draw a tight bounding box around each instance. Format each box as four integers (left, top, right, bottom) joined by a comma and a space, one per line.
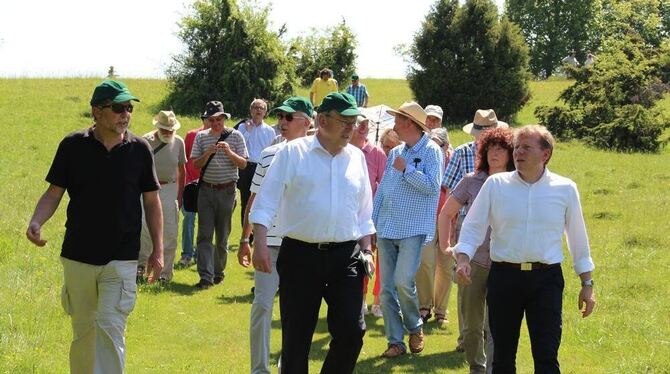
284, 237, 357, 251
200, 180, 235, 189
493, 261, 561, 271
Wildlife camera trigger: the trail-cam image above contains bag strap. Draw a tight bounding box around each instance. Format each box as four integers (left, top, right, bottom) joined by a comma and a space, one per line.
200, 129, 232, 180
153, 142, 168, 155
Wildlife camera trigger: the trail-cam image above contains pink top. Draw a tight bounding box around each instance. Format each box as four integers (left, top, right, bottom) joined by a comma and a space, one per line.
362, 142, 387, 196
184, 126, 204, 184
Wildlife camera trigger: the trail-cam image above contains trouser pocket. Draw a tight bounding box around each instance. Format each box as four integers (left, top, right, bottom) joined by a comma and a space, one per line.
116, 280, 137, 315
60, 285, 73, 315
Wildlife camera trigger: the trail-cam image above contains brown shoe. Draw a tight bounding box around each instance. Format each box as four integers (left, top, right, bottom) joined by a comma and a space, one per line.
409, 330, 425, 353
381, 344, 406, 358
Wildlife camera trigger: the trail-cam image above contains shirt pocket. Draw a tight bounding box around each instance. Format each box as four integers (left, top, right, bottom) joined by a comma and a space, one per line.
116, 280, 138, 315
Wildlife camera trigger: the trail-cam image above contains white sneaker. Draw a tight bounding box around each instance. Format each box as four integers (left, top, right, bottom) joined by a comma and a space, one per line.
371, 304, 383, 317
362, 302, 369, 315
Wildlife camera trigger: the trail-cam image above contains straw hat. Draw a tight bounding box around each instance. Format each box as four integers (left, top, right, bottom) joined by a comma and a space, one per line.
462, 109, 508, 136
386, 102, 429, 132
153, 110, 181, 131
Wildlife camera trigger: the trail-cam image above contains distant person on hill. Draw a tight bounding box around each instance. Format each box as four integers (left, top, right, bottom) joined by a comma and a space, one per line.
453, 125, 596, 373
309, 68, 338, 108
584, 51, 595, 67
137, 111, 186, 284
561, 50, 580, 68
346, 74, 369, 108
26, 79, 163, 373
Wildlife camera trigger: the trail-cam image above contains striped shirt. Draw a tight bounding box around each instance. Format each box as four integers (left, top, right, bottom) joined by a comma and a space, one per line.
443, 140, 476, 190
191, 128, 248, 184
346, 84, 369, 107
250, 141, 286, 247
373, 134, 444, 245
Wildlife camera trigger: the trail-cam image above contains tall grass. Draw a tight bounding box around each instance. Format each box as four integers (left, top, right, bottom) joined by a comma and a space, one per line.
0, 78, 668, 373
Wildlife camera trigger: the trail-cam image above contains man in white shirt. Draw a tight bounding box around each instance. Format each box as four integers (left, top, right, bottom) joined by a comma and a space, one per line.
237, 96, 313, 374
454, 125, 596, 373
249, 92, 375, 374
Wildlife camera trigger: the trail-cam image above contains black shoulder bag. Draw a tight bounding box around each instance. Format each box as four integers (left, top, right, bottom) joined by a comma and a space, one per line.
182, 129, 232, 212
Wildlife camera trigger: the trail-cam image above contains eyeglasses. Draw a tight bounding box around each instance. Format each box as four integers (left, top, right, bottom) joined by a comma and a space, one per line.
99, 103, 134, 114
325, 114, 357, 127
251, 105, 267, 110
277, 112, 307, 122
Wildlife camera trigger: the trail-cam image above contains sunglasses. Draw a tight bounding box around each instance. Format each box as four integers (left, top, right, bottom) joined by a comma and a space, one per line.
277, 112, 306, 122
99, 103, 134, 114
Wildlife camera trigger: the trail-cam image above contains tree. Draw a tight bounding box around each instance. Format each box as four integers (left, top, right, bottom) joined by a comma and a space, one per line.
164, 0, 298, 116
505, 0, 599, 78
407, 0, 530, 123
594, 0, 670, 48
290, 21, 358, 87
535, 33, 670, 152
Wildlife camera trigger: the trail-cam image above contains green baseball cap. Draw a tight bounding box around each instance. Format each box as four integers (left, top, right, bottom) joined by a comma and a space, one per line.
317, 92, 361, 116
90, 79, 140, 106
352, 74, 359, 80
273, 97, 313, 116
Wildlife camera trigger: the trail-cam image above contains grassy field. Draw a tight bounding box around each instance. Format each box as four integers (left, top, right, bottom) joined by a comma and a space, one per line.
0, 78, 669, 373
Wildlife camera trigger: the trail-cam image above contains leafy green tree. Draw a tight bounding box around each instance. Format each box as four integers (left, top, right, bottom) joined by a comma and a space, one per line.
505, 0, 598, 78
290, 21, 358, 87
164, 0, 298, 116
408, 0, 530, 123
594, 0, 670, 48
535, 34, 670, 152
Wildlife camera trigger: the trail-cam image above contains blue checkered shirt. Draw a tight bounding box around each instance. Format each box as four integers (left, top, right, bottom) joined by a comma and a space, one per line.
346, 84, 369, 107
442, 141, 476, 190
373, 134, 444, 245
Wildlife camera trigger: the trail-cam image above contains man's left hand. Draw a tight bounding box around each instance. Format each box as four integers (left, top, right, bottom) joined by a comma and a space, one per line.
578, 286, 596, 318
146, 250, 164, 283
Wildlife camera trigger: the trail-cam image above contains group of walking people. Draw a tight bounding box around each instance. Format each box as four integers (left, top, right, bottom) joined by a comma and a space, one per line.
26, 78, 596, 374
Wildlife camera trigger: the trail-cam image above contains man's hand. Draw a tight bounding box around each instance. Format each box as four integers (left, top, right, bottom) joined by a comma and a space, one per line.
363, 252, 375, 278
578, 286, 596, 318
238, 242, 252, 267
145, 250, 164, 283
217, 141, 232, 156
454, 253, 472, 285
252, 243, 271, 273
442, 245, 454, 257
26, 222, 47, 247
392, 156, 406, 172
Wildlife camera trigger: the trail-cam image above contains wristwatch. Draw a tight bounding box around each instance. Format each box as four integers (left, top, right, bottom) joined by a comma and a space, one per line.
581, 279, 594, 287
240, 238, 250, 243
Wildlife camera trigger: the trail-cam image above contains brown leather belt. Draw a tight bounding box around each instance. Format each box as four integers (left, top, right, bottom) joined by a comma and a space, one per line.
493, 261, 560, 271
200, 180, 235, 190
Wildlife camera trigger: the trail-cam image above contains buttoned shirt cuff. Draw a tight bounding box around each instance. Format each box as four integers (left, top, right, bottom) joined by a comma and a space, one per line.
573, 257, 595, 275
248, 211, 273, 230
403, 163, 416, 175
453, 243, 476, 260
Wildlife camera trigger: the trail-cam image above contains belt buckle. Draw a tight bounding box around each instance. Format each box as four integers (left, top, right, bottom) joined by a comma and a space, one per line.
520, 263, 532, 271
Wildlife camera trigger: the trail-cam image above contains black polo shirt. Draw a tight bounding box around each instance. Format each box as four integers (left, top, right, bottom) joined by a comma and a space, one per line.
46, 127, 159, 265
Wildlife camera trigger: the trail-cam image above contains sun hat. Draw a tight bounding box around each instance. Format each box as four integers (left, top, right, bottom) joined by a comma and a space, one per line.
90, 79, 139, 106
201, 101, 231, 120
425, 105, 443, 120
386, 102, 429, 132
153, 110, 181, 131
462, 109, 509, 135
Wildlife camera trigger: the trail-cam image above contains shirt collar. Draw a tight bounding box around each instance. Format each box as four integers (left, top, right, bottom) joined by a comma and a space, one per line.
362, 142, 374, 153
403, 133, 429, 154
512, 167, 550, 185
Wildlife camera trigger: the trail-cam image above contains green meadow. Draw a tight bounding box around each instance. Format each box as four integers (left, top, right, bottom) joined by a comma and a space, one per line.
0, 78, 669, 373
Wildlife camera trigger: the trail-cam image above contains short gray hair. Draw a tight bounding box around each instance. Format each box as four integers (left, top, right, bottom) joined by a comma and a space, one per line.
430, 128, 450, 147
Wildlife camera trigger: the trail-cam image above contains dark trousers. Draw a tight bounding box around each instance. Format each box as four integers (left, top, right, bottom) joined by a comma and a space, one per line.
277, 237, 366, 374
487, 263, 564, 374
237, 162, 257, 230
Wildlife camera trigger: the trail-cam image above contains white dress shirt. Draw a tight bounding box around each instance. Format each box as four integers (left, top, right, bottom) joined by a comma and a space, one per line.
249, 135, 376, 243
454, 169, 595, 275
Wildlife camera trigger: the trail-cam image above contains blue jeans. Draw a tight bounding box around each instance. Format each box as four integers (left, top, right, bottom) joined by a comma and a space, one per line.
378, 235, 425, 349
181, 208, 196, 259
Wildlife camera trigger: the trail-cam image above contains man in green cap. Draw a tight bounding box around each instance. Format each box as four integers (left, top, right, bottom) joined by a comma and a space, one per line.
249, 92, 375, 374
26, 80, 164, 373
237, 96, 313, 374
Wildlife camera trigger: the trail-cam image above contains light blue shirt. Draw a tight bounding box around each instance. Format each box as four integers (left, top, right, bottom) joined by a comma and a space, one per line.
238, 120, 276, 163
373, 134, 444, 245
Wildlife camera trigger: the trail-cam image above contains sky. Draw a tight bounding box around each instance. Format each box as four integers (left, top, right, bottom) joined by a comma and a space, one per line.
0, 0, 504, 79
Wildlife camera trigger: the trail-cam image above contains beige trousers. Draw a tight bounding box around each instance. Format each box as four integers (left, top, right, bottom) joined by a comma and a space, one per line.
415, 230, 454, 316
60, 257, 138, 374
460, 262, 494, 374
139, 182, 179, 281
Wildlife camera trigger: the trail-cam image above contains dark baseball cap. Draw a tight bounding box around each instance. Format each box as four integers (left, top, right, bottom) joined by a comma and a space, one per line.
352, 74, 359, 80
201, 101, 231, 119
90, 80, 139, 106
273, 97, 313, 116
317, 92, 361, 116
